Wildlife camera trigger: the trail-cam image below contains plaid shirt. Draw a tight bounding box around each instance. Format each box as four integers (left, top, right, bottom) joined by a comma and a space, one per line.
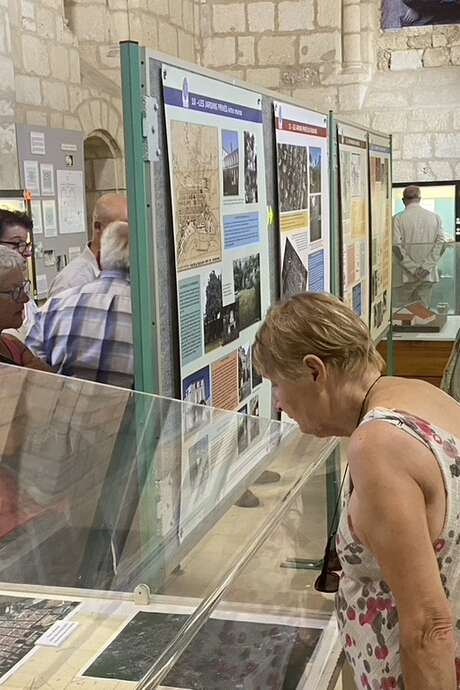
26, 271, 134, 388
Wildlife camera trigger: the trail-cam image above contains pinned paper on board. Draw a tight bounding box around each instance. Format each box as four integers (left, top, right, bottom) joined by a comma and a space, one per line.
42, 200, 57, 238
30, 200, 43, 235
30, 131, 46, 156
40, 163, 55, 196
23, 160, 40, 195
57, 170, 85, 235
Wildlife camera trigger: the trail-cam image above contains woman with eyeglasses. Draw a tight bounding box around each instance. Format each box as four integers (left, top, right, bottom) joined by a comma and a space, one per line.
0, 208, 37, 340
0, 246, 50, 370
254, 292, 460, 690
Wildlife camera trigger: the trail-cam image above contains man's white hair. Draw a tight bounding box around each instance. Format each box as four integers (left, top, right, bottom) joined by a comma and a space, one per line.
100, 221, 130, 272
0, 245, 23, 284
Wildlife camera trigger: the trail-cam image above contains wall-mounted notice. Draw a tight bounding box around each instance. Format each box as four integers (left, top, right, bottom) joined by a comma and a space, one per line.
162, 65, 271, 427
56, 170, 85, 234
338, 124, 370, 324
40, 163, 55, 196
23, 160, 40, 195
30, 131, 46, 156
30, 200, 43, 235
42, 199, 57, 238
369, 134, 392, 341
274, 102, 330, 297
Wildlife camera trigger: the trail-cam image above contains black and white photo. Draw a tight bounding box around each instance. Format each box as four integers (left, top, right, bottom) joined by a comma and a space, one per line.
203, 268, 223, 352
244, 131, 258, 203
233, 253, 261, 331
277, 143, 309, 213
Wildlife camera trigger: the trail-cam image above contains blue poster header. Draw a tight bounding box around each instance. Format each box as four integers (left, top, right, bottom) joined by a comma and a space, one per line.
164, 86, 263, 124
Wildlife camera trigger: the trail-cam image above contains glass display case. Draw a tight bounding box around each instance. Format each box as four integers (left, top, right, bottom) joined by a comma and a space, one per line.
0, 364, 341, 689
392, 182, 460, 326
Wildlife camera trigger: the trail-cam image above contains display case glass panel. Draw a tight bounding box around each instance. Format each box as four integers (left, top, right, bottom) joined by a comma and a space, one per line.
0, 365, 339, 690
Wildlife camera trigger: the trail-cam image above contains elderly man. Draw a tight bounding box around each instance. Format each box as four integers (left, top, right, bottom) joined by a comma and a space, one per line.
26, 221, 133, 388
47, 193, 128, 298
392, 185, 450, 309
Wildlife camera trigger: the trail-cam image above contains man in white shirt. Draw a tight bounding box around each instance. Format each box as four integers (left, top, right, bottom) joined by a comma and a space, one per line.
392, 185, 450, 308
47, 193, 128, 298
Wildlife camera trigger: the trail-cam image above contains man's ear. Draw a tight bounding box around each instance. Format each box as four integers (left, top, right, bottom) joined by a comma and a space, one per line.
302, 354, 326, 382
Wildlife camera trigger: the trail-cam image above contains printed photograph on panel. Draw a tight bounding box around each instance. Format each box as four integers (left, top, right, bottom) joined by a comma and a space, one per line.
182, 366, 211, 433
0, 597, 78, 680
237, 405, 249, 454
310, 195, 322, 242
251, 343, 263, 389
351, 152, 362, 197
277, 143, 309, 212
203, 268, 223, 353
383, 0, 460, 29
281, 237, 308, 299
222, 130, 239, 197
222, 302, 239, 345
244, 131, 258, 203
233, 253, 261, 331
238, 344, 252, 402
83, 610, 322, 686
171, 121, 222, 271
309, 147, 322, 194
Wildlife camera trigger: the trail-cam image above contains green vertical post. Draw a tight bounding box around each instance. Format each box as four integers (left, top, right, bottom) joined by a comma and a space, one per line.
120, 41, 159, 394
387, 133, 395, 376
326, 111, 341, 534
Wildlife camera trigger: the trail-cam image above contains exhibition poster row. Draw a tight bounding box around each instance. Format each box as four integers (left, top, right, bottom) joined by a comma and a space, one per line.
162, 66, 392, 428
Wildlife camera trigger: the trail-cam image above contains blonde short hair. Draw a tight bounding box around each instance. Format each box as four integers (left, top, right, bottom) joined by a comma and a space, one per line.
254, 292, 384, 381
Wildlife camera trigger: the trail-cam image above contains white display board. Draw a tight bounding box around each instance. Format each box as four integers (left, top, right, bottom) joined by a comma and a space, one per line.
338, 124, 370, 324
163, 65, 271, 421
274, 102, 330, 297
369, 134, 392, 341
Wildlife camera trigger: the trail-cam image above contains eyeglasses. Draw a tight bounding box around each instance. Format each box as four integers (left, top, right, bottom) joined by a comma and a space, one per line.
314, 464, 350, 594
0, 240, 33, 256
0, 280, 31, 303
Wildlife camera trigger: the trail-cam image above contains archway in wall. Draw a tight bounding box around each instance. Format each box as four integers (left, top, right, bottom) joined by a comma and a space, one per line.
84, 130, 123, 236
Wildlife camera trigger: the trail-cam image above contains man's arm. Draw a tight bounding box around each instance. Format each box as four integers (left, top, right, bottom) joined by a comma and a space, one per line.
393, 215, 419, 277
25, 311, 47, 362
420, 214, 450, 272
349, 423, 457, 690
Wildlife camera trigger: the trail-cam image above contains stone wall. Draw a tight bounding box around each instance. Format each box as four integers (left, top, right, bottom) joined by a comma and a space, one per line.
0, 0, 199, 190
198, 0, 460, 184
2, 0, 460, 191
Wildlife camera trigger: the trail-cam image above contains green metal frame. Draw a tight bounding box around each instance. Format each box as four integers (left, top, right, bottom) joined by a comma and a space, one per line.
120, 41, 159, 395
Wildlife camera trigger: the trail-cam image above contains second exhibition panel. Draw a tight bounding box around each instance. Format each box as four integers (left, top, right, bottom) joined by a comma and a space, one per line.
274, 101, 331, 299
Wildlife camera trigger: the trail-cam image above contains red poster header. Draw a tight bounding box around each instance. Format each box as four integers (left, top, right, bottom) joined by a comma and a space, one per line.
276, 117, 327, 138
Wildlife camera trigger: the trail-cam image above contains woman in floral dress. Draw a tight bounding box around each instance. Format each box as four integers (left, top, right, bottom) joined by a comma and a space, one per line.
254, 292, 460, 690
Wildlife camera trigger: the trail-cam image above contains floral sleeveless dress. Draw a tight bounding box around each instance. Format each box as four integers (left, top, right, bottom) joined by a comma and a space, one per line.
335, 408, 460, 690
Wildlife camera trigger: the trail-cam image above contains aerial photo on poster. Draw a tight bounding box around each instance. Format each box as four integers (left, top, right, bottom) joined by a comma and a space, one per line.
275, 102, 330, 299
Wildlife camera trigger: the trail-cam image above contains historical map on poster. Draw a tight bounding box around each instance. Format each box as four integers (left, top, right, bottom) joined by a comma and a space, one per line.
170, 121, 222, 272
338, 124, 370, 325
369, 133, 392, 341
274, 102, 330, 298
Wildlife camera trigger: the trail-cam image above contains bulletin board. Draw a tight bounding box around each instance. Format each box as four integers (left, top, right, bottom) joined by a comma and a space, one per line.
16, 125, 88, 299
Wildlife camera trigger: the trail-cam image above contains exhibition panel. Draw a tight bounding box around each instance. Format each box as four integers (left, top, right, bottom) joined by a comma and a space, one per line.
274, 101, 331, 299
337, 123, 370, 325
0, 363, 338, 688
368, 133, 392, 342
